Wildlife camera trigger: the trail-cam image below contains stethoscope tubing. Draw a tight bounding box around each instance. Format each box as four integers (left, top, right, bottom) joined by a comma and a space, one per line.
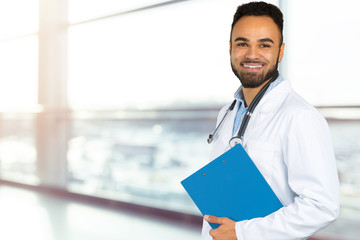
207, 99, 236, 144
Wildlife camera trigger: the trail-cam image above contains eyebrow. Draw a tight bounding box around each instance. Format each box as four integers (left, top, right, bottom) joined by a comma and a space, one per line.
234, 37, 274, 44
258, 38, 274, 44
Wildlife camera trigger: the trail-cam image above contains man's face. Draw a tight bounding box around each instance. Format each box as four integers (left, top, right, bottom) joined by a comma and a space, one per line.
230, 16, 285, 88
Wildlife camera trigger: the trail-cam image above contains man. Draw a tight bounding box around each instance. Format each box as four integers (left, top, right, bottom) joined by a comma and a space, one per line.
202, 2, 339, 240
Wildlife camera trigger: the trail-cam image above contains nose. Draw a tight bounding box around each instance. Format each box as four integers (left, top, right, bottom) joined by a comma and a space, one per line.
245, 46, 259, 60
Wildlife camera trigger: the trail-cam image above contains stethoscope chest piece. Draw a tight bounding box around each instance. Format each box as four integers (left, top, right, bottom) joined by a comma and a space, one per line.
229, 136, 243, 148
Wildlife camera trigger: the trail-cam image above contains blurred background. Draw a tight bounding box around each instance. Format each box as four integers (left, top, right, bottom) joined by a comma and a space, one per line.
0, 0, 359, 239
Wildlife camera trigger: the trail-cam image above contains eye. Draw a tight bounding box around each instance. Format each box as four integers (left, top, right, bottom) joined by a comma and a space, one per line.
237, 42, 248, 47
260, 44, 271, 48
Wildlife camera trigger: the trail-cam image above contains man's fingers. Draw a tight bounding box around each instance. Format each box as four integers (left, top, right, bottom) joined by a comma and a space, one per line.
204, 215, 227, 225
209, 228, 217, 238
206, 216, 237, 240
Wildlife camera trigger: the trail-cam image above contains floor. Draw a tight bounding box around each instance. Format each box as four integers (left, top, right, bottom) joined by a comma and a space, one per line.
0, 184, 359, 240
0, 185, 200, 240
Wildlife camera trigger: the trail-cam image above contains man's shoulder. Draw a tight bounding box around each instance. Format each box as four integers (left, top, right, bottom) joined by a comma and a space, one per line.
267, 81, 324, 120
279, 85, 327, 126
284, 88, 315, 111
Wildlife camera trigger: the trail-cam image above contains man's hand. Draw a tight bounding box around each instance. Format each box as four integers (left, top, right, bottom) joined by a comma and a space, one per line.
204, 215, 237, 240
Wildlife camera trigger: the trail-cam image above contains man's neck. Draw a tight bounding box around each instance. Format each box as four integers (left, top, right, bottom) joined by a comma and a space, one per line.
242, 80, 270, 107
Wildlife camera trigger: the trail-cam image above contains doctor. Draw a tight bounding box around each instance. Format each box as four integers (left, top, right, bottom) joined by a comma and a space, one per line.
202, 2, 340, 240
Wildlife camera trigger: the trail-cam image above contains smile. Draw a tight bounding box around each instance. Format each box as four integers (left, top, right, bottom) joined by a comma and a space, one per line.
243, 64, 263, 69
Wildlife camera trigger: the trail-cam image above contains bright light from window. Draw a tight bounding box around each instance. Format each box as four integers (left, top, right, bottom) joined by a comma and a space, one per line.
0, 0, 38, 110
283, 0, 360, 106
0, 0, 38, 40
69, 0, 171, 23
68, 0, 248, 110
0, 36, 38, 110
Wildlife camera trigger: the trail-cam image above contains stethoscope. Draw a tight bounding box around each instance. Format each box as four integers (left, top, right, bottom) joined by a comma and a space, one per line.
207, 71, 279, 148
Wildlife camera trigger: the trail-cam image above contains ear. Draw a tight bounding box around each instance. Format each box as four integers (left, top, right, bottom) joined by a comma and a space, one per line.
278, 43, 285, 62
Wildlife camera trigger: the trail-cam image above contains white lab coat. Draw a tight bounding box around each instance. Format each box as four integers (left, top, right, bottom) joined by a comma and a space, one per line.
201, 80, 340, 240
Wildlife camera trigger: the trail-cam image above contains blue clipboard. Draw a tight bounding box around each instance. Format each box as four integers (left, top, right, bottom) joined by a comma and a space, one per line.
181, 144, 283, 229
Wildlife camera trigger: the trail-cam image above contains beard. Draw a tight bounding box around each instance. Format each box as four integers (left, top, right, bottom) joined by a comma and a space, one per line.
231, 58, 279, 89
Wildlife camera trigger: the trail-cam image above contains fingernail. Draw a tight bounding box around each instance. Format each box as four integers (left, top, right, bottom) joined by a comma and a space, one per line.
204, 215, 209, 220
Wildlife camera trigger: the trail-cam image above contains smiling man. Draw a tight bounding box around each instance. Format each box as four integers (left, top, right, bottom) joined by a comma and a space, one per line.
202, 2, 340, 240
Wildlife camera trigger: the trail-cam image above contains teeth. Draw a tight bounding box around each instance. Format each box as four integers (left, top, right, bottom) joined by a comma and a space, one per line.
243, 64, 262, 69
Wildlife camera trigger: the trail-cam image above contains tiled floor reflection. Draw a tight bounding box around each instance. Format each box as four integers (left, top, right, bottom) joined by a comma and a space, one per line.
0, 185, 200, 240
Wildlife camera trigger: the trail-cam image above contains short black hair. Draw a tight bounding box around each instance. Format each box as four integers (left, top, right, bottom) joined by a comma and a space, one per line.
231, 1, 284, 44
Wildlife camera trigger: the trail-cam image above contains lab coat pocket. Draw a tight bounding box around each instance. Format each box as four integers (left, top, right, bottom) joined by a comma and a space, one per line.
245, 140, 277, 182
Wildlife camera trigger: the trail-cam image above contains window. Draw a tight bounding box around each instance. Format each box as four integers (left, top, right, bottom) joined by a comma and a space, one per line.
0, 0, 38, 184
67, 0, 250, 212
282, 0, 360, 106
